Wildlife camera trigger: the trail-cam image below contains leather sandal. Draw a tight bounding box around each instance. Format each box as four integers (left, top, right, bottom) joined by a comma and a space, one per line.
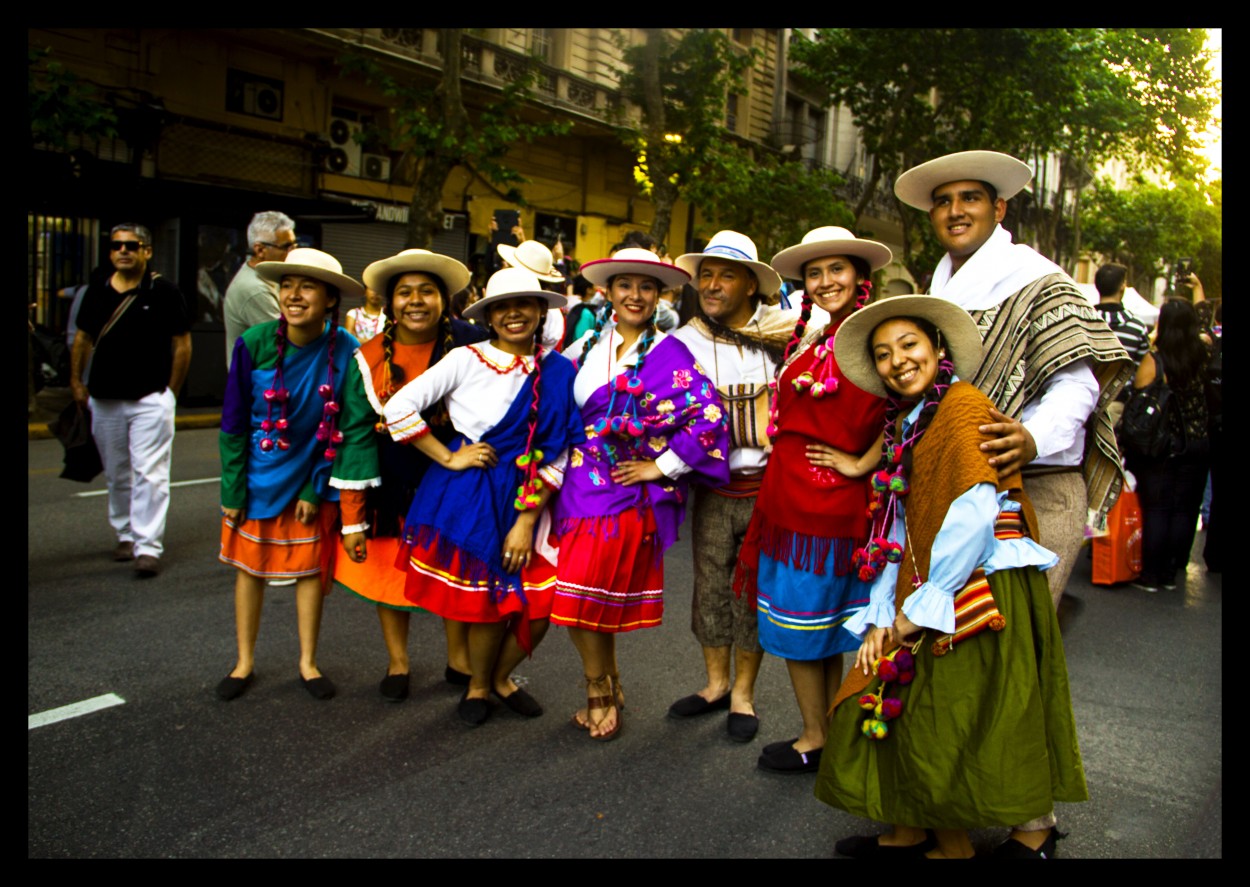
585, 674, 622, 742
571, 673, 624, 728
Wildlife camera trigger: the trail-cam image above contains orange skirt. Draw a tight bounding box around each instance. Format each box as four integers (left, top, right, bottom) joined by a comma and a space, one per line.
333, 537, 416, 610
219, 500, 339, 587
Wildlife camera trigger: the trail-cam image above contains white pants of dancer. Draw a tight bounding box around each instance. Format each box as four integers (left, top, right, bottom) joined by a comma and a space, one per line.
89, 389, 176, 558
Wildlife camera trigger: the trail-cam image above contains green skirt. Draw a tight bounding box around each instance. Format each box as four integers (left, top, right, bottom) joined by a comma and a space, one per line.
813, 566, 1088, 829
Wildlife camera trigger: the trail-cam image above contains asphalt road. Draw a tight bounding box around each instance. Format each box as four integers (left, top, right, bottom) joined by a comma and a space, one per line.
28, 428, 1222, 859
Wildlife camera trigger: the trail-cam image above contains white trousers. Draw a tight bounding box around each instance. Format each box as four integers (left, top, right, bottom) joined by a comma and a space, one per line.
89, 389, 176, 558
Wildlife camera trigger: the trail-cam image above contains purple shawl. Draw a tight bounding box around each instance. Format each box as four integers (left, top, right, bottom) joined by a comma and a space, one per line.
554, 335, 730, 553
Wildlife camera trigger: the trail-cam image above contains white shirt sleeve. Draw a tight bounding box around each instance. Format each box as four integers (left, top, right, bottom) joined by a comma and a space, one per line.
1021, 359, 1099, 464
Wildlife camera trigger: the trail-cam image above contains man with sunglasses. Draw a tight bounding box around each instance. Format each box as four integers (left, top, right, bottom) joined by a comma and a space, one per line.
223, 211, 297, 369
70, 223, 193, 578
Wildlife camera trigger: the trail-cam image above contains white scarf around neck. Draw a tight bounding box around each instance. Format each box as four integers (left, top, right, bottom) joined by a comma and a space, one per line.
928, 224, 1064, 311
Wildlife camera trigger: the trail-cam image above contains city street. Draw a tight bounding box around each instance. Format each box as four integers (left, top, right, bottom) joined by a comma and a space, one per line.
28, 427, 1221, 859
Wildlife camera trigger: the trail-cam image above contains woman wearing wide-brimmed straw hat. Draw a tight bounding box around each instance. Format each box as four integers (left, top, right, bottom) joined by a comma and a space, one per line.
813, 295, 1086, 859
381, 267, 582, 726
736, 227, 893, 773
215, 248, 380, 702
333, 249, 489, 702
549, 248, 730, 741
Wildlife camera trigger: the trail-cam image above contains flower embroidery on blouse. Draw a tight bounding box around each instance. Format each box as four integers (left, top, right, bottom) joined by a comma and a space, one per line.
703, 403, 723, 424
673, 369, 693, 389
657, 399, 675, 415
570, 448, 584, 468
648, 435, 667, 453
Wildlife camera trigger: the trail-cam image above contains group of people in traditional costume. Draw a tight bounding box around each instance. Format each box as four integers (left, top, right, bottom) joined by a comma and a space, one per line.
212, 149, 1105, 859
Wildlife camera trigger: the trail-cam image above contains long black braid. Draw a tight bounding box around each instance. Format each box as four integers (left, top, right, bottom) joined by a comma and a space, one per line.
514, 310, 547, 511
577, 299, 614, 368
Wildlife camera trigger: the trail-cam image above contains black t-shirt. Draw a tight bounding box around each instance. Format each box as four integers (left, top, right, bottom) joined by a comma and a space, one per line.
77, 271, 191, 400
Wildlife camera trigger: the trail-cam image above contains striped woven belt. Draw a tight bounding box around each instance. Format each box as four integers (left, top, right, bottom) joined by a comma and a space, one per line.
710, 471, 763, 498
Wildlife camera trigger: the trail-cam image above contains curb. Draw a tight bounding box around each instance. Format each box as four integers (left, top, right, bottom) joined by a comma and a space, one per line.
29, 412, 222, 441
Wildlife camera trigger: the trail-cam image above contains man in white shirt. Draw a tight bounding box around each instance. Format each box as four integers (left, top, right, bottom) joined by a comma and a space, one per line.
223, 211, 296, 369
667, 231, 796, 744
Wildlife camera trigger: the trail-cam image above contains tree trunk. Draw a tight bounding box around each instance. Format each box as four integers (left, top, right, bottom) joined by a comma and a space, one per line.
406, 29, 468, 249
639, 29, 672, 247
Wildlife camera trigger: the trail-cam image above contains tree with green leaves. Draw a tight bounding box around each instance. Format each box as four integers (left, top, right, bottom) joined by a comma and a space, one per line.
613, 29, 756, 249
791, 28, 1218, 281
28, 45, 118, 151
343, 30, 570, 249
1081, 175, 1221, 301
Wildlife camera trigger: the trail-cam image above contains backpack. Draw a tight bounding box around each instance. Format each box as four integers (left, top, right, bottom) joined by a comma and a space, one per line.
1120, 351, 1184, 459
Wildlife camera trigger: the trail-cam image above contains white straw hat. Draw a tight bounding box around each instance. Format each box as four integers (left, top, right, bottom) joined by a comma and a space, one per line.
462, 267, 568, 322
770, 226, 893, 280
674, 230, 781, 297
362, 249, 470, 296
833, 295, 985, 398
256, 247, 364, 300
497, 240, 567, 284
894, 150, 1033, 211
580, 247, 691, 290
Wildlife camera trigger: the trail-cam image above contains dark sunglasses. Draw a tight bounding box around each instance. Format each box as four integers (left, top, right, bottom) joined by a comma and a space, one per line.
111, 240, 147, 252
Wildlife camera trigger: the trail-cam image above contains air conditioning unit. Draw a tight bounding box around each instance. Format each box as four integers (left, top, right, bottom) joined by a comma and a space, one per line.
325, 116, 362, 176
361, 153, 391, 182
226, 69, 284, 122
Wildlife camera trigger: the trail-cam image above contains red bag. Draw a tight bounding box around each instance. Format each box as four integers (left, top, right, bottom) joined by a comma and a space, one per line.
1091, 489, 1142, 585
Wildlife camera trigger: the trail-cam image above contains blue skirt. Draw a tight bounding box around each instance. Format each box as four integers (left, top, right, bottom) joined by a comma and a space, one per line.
756, 540, 868, 660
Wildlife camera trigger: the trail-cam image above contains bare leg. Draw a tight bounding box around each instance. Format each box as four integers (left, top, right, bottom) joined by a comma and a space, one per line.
730, 647, 764, 716
443, 617, 470, 675
928, 829, 975, 859
295, 576, 325, 680
377, 607, 411, 676
697, 644, 732, 702
823, 653, 844, 712
785, 653, 843, 753
229, 569, 265, 678
568, 627, 619, 738
492, 617, 550, 696
465, 621, 508, 700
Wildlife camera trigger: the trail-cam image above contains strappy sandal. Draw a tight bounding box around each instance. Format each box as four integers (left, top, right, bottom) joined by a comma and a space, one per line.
571, 673, 625, 729
584, 674, 622, 742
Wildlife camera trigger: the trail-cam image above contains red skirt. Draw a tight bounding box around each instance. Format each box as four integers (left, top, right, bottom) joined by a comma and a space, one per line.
551, 508, 666, 633
402, 538, 556, 623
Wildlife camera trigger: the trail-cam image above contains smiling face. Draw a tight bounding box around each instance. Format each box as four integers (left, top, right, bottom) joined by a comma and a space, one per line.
803, 254, 865, 322
608, 273, 660, 332
488, 297, 543, 355
279, 274, 336, 335
871, 318, 942, 400
389, 272, 445, 345
697, 257, 757, 329
928, 179, 1006, 272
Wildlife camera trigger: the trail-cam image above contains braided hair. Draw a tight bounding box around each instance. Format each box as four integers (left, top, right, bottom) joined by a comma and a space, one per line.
576, 299, 614, 368
262, 285, 343, 461
514, 308, 548, 511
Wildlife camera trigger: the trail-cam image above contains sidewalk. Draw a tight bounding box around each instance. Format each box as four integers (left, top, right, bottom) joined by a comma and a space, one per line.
28, 387, 221, 440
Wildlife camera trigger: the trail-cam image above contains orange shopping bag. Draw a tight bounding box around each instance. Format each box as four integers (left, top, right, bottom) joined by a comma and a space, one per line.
1091, 489, 1142, 585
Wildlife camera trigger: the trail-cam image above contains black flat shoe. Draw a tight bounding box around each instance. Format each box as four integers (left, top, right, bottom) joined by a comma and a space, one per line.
444, 665, 471, 687
761, 736, 800, 755
458, 691, 492, 726
301, 674, 336, 701
667, 691, 731, 718
727, 712, 760, 742
215, 672, 253, 701
493, 686, 543, 718
379, 672, 409, 702
835, 830, 937, 858
991, 828, 1064, 859
756, 743, 821, 774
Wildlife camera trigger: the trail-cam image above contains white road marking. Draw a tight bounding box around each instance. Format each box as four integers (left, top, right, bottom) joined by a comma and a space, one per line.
75, 477, 220, 497
29, 693, 126, 729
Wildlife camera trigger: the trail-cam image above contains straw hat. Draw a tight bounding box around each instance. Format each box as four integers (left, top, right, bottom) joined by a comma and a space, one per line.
497, 240, 568, 284
674, 230, 781, 297
580, 247, 691, 290
255, 248, 364, 300
462, 267, 569, 322
362, 249, 470, 296
770, 226, 893, 281
894, 150, 1033, 211
833, 295, 985, 397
